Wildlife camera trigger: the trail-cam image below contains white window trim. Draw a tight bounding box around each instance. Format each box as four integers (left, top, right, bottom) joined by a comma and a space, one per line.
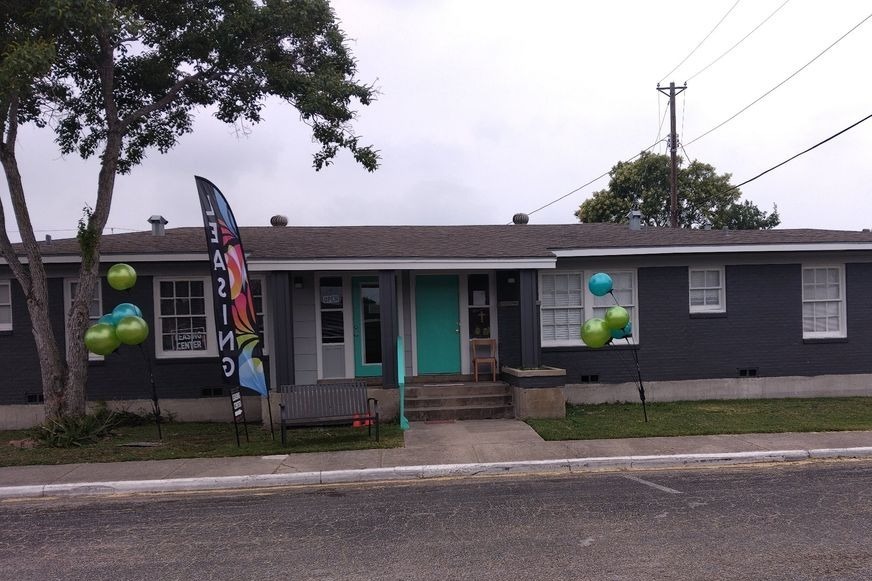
250, 275, 269, 356
0, 279, 11, 331
539, 270, 585, 348
688, 266, 726, 313
153, 276, 218, 359
801, 264, 847, 339
539, 269, 639, 347
64, 279, 103, 360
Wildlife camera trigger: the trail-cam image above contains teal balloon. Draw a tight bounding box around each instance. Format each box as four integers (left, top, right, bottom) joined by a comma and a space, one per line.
84, 323, 121, 356
581, 318, 611, 349
611, 322, 633, 340
115, 315, 149, 345
112, 302, 142, 324
107, 263, 137, 291
604, 306, 630, 330
588, 273, 613, 297
97, 313, 115, 326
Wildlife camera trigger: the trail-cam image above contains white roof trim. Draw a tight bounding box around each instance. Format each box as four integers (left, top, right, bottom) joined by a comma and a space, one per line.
552, 243, 872, 258
249, 258, 557, 272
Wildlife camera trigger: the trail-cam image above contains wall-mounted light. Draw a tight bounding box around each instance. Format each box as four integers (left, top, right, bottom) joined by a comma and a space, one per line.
293, 276, 304, 289
507, 277, 516, 284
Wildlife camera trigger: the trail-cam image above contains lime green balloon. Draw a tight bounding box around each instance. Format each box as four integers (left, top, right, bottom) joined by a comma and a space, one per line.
84, 323, 121, 356
604, 306, 630, 330
581, 318, 611, 349
107, 263, 137, 291
115, 315, 149, 345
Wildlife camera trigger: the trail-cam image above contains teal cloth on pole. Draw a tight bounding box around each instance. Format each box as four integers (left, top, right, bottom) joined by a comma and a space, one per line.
397, 336, 409, 430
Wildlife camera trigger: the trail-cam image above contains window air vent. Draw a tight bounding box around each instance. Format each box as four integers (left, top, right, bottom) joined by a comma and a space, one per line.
200, 387, 224, 398
580, 374, 600, 384
738, 368, 758, 378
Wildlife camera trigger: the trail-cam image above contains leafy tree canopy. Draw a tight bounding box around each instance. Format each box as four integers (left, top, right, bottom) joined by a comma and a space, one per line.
1, 0, 378, 173
575, 152, 779, 229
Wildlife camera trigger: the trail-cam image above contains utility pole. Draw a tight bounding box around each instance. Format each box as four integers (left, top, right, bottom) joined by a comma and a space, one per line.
656, 82, 686, 228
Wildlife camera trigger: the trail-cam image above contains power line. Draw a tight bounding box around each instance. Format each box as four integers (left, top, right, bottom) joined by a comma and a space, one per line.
660, 0, 741, 83
687, 10, 872, 147
728, 111, 872, 192
523, 139, 665, 218
686, 0, 793, 82
655, 102, 670, 150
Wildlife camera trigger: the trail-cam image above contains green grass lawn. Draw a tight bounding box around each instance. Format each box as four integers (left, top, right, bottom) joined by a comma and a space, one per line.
0, 421, 404, 467
527, 397, 872, 441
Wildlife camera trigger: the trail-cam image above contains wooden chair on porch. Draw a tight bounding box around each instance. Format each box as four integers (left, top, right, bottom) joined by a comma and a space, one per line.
470, 338, 498, 382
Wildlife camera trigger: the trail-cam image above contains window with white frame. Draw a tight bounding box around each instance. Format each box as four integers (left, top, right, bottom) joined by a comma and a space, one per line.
65, 280, 103, 358
249, 277, 268, 354
540, 270, 638, 346
689, 267, 725, 313
155, 278, 215, 357
802, 266, 845, 338
540, 272, 584, 344
0, 280, 11, 331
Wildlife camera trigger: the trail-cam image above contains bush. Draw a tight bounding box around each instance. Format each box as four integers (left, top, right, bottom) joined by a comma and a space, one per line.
33, 412, 121, 448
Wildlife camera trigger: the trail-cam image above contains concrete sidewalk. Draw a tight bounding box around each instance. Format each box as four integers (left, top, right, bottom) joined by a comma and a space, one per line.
2, 420, 872, 499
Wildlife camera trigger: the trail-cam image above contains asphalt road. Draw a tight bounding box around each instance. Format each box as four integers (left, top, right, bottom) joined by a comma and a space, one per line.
1, 460, 871, 580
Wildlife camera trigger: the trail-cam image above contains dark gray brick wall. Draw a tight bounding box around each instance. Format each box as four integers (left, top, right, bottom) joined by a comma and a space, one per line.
0, 269, 270, 404
543, 263, 872, 383
496, 270, 522, 368
0, 278, 66, 404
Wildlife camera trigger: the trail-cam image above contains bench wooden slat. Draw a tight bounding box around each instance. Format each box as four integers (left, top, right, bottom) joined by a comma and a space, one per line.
279, 381, 379, 445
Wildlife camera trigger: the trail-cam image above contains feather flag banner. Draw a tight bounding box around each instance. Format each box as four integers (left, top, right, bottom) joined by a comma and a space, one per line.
195, 176, 268, 396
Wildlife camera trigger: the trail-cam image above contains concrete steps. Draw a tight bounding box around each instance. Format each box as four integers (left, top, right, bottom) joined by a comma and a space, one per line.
404, 381, 514, 421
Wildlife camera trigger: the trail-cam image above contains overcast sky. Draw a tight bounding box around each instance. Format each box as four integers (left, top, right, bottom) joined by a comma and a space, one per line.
6, 0, 872, 241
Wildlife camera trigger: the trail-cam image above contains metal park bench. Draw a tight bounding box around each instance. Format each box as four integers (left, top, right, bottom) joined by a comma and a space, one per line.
278, 382, 379, 446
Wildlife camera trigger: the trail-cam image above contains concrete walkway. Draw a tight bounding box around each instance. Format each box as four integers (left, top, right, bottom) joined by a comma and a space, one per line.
2, 420, 871, 498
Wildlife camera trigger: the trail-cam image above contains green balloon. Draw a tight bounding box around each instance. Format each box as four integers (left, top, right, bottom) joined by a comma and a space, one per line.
107, 263, 137, 291
581, 318, 611, 349
84, 323, 121, 355
604, 306, 630, 330
115, 315, 149, 345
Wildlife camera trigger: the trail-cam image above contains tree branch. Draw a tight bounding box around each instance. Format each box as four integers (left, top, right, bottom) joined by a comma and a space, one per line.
96, 30, 119, 126
121, 69, 216, 129
0, 98, 33, 292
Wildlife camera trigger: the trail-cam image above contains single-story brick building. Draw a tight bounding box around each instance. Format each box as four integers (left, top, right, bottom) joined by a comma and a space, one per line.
3, 216, 872, 428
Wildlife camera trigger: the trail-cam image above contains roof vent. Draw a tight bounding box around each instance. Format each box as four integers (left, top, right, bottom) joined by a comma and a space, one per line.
512, 213, 529, 225
628, 209, 642, 231
148, 215, 168, 236
45, 234, 52, 243
270, 215, 288, 227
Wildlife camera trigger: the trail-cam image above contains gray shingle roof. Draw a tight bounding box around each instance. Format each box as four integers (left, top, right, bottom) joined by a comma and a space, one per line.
27, 223, 872, 261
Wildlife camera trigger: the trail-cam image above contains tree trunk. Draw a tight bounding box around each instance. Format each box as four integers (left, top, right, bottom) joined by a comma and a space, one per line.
0, 121, 72, 419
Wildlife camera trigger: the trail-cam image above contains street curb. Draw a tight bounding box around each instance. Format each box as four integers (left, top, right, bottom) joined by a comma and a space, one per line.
3, 447, 872, 499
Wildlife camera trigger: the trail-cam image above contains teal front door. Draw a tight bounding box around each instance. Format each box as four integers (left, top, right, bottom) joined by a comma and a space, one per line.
415, 275, 461, 374
352, 277, 382, 377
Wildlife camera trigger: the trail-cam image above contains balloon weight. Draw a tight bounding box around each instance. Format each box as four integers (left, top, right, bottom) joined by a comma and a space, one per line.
115, 316, 149, 345
604, 306, 630, 330
581, 318, 611, 348
84, 323, 121, 356
111, 302, 142, 324
107, 263, 137, 291
588, 273, 613, 297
